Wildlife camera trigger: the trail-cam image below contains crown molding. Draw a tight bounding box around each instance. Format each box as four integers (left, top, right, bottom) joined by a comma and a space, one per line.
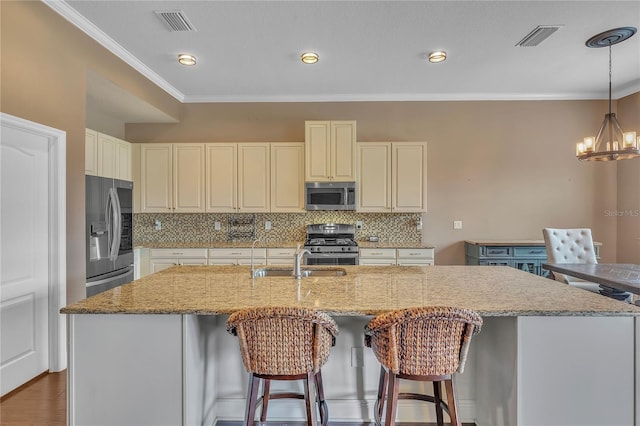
43, 0, 185, 102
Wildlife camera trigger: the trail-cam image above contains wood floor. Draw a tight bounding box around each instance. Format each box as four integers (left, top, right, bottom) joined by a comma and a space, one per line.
0, 372, 473, 425
0, 371, 66, 425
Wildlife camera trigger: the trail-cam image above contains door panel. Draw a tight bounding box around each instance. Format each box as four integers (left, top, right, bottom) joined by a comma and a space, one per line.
1, 125, 49, 395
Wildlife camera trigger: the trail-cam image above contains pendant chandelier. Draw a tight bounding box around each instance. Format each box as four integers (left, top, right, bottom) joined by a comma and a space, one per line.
576, 27, 639, 161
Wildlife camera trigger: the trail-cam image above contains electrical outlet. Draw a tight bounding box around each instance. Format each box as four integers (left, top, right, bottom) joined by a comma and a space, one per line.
356, 221, 363, 230
454, 220, 463, 230
214, 221, 221, 231
265, 221, 272, 230
154, 220, 162, 231
416, 217, 423, 230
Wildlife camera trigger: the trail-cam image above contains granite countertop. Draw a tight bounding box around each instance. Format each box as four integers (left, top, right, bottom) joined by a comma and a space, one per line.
358, 242, 435, 249
136, 241, 302, 249
136, 241, 435, 249
61, 265, 640, 317
465, 239, 602, 246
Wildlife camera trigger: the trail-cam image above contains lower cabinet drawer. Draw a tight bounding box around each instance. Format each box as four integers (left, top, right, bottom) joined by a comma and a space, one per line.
359, 248, 396, 259
150, 248, 208, 258
514, 247, 547, 257
482, 247, 512, 257
397, 248, 434, 260
209, 248, 259, 258
359, 258, 397, 266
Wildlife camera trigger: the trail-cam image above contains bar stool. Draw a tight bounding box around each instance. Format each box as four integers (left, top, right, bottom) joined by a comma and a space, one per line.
365, 306, 482, 426
226, 306, 339, 426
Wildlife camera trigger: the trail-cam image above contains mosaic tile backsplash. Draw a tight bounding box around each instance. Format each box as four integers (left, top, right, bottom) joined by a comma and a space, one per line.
134, 212, 423, 245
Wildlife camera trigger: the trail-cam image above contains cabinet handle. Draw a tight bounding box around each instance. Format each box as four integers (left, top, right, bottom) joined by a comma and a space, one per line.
230, 252, 242, 255
529, 250, 545, 254
408, 253, 420, 256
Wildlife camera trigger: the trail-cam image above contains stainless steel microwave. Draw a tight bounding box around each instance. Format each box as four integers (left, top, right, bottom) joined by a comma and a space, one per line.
305, 182, 356, 211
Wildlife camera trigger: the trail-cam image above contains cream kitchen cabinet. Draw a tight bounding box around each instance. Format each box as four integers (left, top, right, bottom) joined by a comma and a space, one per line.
85, 129, 131, 180
359, 247, 435, 266
396, 248, 434, 266
271, 143, 305, 212
305, 121, 356, 182
85, 129, 98, 175
358, 248, 397, 266
206, 143, 270, 213
266, 247, 297, 266
357, 141, 427, 212
140, 144, 172, 212
149, 248, 208, 274
173, 144, 205, 212
208, 248, 266, 266
139, 143, 205, 213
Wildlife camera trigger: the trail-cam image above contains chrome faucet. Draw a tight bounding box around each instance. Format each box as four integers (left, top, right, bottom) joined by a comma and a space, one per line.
293, 244, 310, 279
250, 238, 262, 278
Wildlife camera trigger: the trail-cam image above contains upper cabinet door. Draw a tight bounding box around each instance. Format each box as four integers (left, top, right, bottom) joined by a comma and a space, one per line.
140, 144, 173, 213
237, 143, 270, 212
115, 137, 132, 181
305, 120, 356, 182
205, 144, 237, 212
392, 142, 427, 212
305, 121, 331, 181
97, 133, 117, 178
86, 129, 131, 180
330, 121, 356, 181
85, 129, 98, 176
173, 144, 205, 213
357, 142, 392, 212
271, 142, 305, 212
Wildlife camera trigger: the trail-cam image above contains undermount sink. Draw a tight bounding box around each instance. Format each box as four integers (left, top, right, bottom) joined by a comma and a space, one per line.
252, 267, 347, 278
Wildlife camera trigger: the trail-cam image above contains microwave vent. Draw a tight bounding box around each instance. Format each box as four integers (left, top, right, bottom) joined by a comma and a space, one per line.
516, 25, 562, 47
154, 10, 197, 32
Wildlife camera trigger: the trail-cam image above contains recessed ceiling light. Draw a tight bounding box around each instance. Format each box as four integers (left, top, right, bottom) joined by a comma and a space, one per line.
301, 52, 319, 64
178, 54, 196, 66
428, 51, 447, 63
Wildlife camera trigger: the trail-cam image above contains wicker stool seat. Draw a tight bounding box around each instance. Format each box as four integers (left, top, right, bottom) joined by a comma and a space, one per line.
226, 306, 339, 426
365, 306, 482, 426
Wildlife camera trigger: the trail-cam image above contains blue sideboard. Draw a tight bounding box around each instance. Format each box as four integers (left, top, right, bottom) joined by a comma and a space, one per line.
464, 240, 601, 277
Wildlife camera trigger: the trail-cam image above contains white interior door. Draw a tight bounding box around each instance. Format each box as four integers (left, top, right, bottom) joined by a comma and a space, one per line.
1, 123, 50, 395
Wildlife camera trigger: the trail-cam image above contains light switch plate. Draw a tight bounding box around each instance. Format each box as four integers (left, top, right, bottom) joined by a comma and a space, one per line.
265, 221, 272, 230
356, 221, 363, 230
214, 221, 221, 231
453, 220, 463, 230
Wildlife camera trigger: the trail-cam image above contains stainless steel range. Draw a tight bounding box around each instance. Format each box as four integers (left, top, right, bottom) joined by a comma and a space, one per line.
303, 223, 359, 266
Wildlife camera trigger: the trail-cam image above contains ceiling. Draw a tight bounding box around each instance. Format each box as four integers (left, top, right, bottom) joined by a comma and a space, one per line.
49, 1, 639, 106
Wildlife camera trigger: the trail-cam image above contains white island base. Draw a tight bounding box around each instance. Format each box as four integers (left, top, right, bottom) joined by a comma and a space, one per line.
67, 314, 638, 426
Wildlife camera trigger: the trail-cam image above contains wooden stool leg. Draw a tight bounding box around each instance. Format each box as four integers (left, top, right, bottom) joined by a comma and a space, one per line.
444, 379, 460, 426
433, 381, 444, 426
315, 371, 328, 426
245, 374, 260, 426
384, 373, 399, 426
260, 379, 271, 422
374, 366, 388, 426
303, 372, 318, 426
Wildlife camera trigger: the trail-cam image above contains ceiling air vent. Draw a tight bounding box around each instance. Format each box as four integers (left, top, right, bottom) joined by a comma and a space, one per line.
154, 10, 196, 32
516, 25, 562, 47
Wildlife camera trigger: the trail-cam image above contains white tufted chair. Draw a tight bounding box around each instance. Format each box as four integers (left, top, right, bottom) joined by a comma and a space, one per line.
542, 228, 601, 293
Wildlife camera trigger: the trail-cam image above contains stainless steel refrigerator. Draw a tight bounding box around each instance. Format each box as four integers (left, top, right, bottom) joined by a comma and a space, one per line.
85, 175, 134, 297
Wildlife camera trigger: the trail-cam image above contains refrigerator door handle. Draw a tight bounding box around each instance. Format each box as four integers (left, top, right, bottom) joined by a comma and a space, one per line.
86, 265, 133, 288
107, 187, 121, 261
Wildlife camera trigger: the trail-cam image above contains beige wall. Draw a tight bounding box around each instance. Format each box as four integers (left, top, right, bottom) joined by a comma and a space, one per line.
127, 100, 624, 264
1, 0, 637, 306
0, 1, 181, 303
617, 92, 640, 263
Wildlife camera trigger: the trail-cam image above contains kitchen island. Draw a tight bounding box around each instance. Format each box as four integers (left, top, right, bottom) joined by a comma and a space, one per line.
62, 265, 640, 425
